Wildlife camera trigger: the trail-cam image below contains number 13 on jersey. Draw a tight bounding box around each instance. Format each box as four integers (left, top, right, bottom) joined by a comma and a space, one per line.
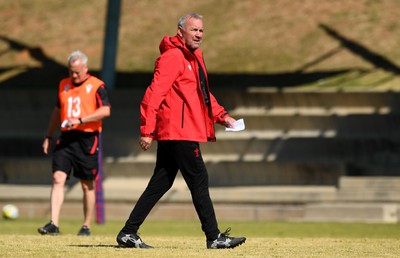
67, 96, 81, 118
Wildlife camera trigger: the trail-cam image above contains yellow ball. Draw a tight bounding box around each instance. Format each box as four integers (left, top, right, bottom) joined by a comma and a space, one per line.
3, 204, 19, 220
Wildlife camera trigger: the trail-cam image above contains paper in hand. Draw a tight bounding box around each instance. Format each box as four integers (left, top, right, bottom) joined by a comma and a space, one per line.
225, 118, 245, 132
61, 120, 69, 128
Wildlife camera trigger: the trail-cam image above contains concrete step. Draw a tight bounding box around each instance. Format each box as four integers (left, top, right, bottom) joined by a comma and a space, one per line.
206, 161, 343, 186
1, 178, 399, 223
90, 178, 336, 204
0, 138, 44, 156
6, 109, 400, 137
102, 159, 345, 186
230, 106, 391, 116
0, 89, 145, 110
1, 156, 343, 186
103, 137, 400, 164
3, 88, 400, 110
0, 89, 56, 110
0, 199, 304, 221
336, 190, 400, 202
214, 88, 400, 110
4, 134, 400, 167
0, 158, 52, 184
4, 129, 400, 163
5, 199, 400, 223
242, 137, 400, 163
303, 203, 400, 223
3, 154, 399, 185
0, 179, 336, 204
214, 114, 400, 135
335, 176, 400, 202
6, 109, 400, 138
339, 176, 400, 188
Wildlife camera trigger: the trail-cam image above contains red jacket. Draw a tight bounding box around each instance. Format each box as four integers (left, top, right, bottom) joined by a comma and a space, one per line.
140, 35, 229, 142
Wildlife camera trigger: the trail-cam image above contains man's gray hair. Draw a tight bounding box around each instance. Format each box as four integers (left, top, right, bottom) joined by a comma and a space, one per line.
178, 13, 203, 29
67, 50, 88, 65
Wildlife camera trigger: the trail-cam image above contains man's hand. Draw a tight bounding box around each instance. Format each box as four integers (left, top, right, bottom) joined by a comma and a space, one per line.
139, 137, 153, 151
42, 138, 51, 155
224, 116, 236, 128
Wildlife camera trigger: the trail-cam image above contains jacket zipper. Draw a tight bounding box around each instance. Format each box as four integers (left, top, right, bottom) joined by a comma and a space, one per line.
181, 101, 185, 128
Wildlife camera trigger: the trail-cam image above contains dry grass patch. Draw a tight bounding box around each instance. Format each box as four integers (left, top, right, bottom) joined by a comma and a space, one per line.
1, 235, 400, 258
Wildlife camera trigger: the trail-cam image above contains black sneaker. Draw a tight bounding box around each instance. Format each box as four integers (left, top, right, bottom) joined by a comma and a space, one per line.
207, 227, 246, 249
116, 231, 154, 248
38, 221, 60, 235
77, 225, 91, 236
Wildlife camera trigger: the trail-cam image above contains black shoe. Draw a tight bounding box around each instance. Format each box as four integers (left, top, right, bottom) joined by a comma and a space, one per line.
116, 231, 154, 248
77, 225, 91, 236
207, 227, 246, 249
38, 221, 60, 235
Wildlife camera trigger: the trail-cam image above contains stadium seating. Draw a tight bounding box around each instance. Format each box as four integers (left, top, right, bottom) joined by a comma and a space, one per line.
1, 88, 400, 222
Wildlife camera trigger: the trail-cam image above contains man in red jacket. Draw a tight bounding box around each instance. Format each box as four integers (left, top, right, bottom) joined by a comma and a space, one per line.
116, 13, 246, 249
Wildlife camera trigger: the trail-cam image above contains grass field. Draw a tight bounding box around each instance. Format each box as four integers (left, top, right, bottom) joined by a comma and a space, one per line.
1, 218, 400, 257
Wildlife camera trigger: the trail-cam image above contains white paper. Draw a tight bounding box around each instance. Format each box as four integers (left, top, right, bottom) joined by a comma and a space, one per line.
225, 118, 245, 132
61, 120, 69, 128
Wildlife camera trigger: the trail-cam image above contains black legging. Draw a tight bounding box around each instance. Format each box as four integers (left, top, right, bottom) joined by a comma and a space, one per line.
122, 140, 220, 241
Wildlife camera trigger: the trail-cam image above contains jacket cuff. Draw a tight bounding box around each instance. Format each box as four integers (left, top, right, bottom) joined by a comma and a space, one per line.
220, 111, 229, 119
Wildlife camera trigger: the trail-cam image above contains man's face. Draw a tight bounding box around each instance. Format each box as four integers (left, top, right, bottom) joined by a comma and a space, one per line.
179, 17, 203, 52
68, 59, 88, 84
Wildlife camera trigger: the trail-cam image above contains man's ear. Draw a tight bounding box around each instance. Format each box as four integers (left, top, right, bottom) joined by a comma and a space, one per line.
177, 27, 183, 37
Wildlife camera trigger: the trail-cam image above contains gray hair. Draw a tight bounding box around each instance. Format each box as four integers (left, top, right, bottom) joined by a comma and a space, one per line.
178, 13, 203, 29
67, 50, 88, 65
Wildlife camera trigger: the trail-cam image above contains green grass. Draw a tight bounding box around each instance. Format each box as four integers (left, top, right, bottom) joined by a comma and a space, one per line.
1, 218, 400, 257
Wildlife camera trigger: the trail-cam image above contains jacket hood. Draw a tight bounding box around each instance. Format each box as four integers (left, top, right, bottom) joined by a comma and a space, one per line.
159, 35, 184, 54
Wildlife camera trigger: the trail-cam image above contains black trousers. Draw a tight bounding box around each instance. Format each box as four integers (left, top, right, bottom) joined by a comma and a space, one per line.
122, 140, 220, 241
